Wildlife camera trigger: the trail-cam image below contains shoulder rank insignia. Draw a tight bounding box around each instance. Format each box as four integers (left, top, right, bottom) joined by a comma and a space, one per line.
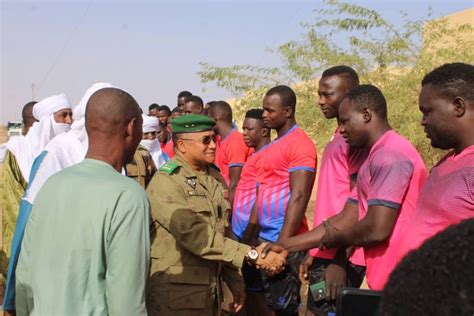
159, 161, 179, 174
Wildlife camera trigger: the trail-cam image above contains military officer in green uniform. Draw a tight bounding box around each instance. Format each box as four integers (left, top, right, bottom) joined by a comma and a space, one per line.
146, 115, 285, 316
126, 145, 157, 188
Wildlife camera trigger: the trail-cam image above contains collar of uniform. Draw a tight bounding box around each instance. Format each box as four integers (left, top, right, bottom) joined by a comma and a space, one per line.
174, 154, 210, 178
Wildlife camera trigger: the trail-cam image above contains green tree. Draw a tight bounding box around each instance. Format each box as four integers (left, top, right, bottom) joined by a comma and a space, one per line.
198, 0, 474, 167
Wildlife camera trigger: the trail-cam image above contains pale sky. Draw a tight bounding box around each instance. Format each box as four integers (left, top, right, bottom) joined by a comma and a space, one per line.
1, 0, 472, 124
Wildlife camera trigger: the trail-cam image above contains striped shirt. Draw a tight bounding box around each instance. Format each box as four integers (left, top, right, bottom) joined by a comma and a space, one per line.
352, 130, 426, 290
232, 145, 268, 239
310, 129, 367, 266
256, 125, 317, 242
397, 145, 474, 261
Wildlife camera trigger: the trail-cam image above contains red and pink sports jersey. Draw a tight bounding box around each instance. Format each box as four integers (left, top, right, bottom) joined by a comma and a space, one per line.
215, 129, 250, 186
310, 130, 368, 266
162, 139, 174, 158
232, 146, 269, 239
256, 125, 317, 242
397, 145, 474, 261
353, 130, 426, 290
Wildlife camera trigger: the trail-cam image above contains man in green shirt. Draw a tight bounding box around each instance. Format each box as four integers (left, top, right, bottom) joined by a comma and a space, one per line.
15, 87, 150, 315
146, 114, 287, 316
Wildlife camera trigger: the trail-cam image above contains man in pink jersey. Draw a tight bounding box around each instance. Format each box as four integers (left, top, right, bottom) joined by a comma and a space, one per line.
257, 85, 317, 316
320, 85, 426, 290
301, 66, 368, 316
379, 218, 474, 315
208, 101, 250, 206
232, 109, 272, 316
263, 85, 426, 293
397, 63, 474, 261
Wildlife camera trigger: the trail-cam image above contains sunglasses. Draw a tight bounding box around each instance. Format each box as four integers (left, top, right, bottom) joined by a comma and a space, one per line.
180, 135, 217, 145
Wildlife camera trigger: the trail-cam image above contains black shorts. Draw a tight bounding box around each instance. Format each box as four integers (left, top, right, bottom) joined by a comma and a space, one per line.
261, 250, 306, 316
231, 232, 265, 293
242, 263, 265, 293
306, 258, 366, 316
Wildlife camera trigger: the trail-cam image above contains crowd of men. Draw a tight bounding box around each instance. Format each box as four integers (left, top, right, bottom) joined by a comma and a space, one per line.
0, 62, 472, 316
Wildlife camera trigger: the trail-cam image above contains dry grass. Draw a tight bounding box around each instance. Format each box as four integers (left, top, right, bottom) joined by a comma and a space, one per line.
0, 127, 6, 143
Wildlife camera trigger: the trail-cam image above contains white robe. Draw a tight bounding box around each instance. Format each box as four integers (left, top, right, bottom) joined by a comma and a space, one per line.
23, 83, 113, 203
0, 94, 71, 181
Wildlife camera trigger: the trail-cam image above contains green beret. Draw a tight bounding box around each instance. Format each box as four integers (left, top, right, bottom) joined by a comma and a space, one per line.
171, 114, 216, 134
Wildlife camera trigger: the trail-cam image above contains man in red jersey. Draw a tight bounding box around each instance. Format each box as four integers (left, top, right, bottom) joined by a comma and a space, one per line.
257, 85, 317, 316
232, 109, 272, 316
208, 101, 250, 206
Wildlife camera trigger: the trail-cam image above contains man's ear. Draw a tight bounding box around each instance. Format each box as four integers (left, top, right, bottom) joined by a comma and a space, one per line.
284, 106, 293, 118
362, 108, 372, 123
261, 127, 270, 138
453, 96, 466, 118
126, 117, 137, 138
175, 137, 186, 154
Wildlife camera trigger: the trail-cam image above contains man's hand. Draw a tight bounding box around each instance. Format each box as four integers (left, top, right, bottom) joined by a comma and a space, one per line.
299, 253, 314, 285
322, 263, 347, 301
321, 220, 343, 249
255, 243, 288, 275
229, 289, 246, 313
261, 242, 288, 257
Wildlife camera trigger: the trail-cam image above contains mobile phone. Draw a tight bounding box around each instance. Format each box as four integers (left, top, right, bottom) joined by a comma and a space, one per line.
336, 288, 382, 316
310, 280, 326, 302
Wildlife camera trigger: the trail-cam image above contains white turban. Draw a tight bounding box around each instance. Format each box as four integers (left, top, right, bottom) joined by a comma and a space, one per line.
69, 82, 114, 153
142, 115, 159, 133
139, 115, 168, 168
72, 82, 113, 129
4, 93, 72, 182
33, 94, 70, 120
23, 82, 115, 204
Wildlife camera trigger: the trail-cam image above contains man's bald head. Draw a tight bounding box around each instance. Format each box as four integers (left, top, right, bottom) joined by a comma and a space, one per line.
85, 88, 141, 136
85, 87, 143, 167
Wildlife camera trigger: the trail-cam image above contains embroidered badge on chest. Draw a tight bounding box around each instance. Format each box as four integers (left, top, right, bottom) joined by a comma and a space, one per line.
185, 177, 206, 196
185, 178, 197, 190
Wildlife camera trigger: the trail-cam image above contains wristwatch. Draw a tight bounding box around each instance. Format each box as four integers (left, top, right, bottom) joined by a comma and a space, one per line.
246, 247, 259, 264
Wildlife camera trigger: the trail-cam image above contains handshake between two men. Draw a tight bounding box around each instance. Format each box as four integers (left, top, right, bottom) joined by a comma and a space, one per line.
249, 242, 289, 275
256, 220, 354, 302
228, 222, 346, 314
253, 220, 342, 274
242, 220, 342, 277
